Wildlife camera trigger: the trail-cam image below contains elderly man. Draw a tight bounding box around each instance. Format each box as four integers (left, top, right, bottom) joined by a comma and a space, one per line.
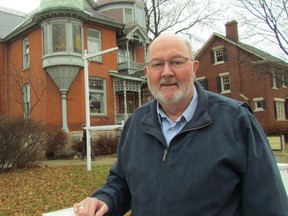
74, 33, 288, 216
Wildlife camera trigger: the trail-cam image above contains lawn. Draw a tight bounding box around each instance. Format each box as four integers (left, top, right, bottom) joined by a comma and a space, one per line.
0, 165, 111, 216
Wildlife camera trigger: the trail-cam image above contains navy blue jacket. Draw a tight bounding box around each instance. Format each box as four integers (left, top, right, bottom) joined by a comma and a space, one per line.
93, 81, 288, 216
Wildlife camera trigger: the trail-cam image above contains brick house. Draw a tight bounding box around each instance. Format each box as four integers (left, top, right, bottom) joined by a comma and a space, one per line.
195, 20, 288, 137
0, 0, 150, 131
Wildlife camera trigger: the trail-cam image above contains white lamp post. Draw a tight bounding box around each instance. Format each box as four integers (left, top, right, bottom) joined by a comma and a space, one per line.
83, 47, 118, 171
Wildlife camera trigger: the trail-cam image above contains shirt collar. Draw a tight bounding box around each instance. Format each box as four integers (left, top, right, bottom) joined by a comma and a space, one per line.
157, 85, 198, 123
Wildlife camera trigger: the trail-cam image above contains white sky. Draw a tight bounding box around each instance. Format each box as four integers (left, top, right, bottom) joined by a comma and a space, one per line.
0, 0, 285, 60
0, 0, 40, 13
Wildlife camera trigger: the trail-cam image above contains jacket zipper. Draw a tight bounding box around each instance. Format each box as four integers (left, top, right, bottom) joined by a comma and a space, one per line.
162, 149, 168, 161
161, 121, 212, 162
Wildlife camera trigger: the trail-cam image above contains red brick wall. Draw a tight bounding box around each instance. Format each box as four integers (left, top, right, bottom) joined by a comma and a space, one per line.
0, 42, 5, 114
196, 37, 288, 133
3, 22, 119, 131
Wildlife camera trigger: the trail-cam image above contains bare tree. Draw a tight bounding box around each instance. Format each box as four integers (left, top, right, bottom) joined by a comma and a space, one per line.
144, 0, 227, 41
235, 0, 288, 59
9, 63, 46, 119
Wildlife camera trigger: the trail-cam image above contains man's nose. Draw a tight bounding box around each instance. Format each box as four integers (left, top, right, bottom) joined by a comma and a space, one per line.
161, 61, 174, 77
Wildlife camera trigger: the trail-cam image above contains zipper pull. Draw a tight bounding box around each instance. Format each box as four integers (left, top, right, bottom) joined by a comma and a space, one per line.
162, 149, 168, 161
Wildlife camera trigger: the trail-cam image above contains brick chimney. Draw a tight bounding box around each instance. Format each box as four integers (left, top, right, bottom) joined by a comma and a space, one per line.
225, 20, 239, 42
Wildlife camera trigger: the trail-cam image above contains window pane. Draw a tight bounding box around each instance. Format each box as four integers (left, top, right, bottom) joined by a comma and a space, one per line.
275, 101, 285, 120
73, 25, 82, 53
222, 76, 230, 91
88, 29, 101, 61
89, 79, 103, 90
89, 78, 106, 115
52, 24, 66, 52
215, 49, 224, 62
90, 93, 104, 114
23, 84, 30, 118
23, 38, 30, 69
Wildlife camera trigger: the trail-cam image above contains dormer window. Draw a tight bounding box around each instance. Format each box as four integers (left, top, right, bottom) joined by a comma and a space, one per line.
211, 46, 227, 65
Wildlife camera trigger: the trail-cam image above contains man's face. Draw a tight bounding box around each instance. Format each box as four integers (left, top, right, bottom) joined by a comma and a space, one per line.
144, 35, 199, 105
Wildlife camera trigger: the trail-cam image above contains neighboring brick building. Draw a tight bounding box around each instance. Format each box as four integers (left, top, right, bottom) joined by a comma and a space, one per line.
195, 20, 288, 136
0, 0, 150, 131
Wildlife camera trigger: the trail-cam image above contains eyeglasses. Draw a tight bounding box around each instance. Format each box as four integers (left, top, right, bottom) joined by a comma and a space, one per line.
146, 57, 193, 72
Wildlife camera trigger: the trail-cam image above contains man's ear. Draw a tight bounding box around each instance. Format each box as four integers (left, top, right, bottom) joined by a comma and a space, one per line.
193, 60, 199, 72
144, 66, 148, 75
192, 61, 199, 79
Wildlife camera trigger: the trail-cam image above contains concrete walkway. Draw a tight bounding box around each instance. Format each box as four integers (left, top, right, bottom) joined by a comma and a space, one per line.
41, 148, 288, 167
42, 156, 117, 167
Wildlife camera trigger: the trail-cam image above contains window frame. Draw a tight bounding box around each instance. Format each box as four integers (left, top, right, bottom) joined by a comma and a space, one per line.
253, 97, 265, 112
23, 37, 30, 69
87, 28, 102, 62
42, 19, 84, 56
218, 72, 231, 94
23, 83, 30, 119
195, 76, 208, 90
211, 46, 227, 65
52, 23, 67, 52
89, 77, 107, 116
274, 98, 286, 121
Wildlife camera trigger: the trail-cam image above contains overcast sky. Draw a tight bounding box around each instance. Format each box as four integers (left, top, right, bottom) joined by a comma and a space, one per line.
0, 0, 40, 12
0, 0, 285, 60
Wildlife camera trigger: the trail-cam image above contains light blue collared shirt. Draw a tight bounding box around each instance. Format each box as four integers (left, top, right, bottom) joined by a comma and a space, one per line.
157, 85, 198, 146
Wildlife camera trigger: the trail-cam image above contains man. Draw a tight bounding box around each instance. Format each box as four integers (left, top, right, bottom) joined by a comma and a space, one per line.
74, 33, 288, 216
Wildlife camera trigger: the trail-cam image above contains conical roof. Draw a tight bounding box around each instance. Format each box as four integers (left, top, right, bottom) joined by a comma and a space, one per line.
40, 0, 84, 11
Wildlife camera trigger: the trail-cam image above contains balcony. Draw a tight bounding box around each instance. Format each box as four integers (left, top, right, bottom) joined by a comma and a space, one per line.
118, 61, 146, 74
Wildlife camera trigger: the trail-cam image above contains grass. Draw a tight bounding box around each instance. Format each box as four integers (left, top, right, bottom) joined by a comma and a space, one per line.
1, 147, 287, 216
0, 164, 112, 216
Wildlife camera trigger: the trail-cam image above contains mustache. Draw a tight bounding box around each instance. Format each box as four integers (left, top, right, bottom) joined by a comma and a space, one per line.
159, 78, 178, 85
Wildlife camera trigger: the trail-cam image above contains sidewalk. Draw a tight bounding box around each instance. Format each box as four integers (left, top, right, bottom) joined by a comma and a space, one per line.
41, 149, 288, 167
42, 156, 117, 167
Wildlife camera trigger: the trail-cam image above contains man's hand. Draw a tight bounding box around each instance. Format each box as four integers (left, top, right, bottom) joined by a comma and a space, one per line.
73, 197, 109, 216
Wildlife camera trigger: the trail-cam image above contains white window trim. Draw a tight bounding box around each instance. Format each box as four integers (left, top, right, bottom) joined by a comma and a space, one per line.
23, 83, 30, 118
195, 76, 206, 80
89, 78, 107, 117
213, 46, 224, 65
274, 98, 286, 121
23, 37, 30, 69
87, 28, 102, 62
219, 72, 231, 94
253, 97, 264, 112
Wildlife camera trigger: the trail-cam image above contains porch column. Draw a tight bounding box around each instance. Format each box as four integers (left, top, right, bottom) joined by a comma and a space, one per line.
61, 90, 68, 131
138, 83, 142, 107
113, 80, 117, 124
123, 80, 128, 121
126, 41, 130, 69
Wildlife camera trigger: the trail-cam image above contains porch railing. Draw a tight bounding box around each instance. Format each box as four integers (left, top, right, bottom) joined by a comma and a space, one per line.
116, 113, 133, 124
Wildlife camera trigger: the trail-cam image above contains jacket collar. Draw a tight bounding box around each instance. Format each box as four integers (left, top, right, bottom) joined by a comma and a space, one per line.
140, 81, 212, 134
